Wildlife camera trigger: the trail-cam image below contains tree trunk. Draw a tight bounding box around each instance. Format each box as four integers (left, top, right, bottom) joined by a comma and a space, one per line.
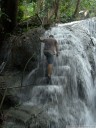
45, 0, 60, 24
73, 0, 81, 19
1, 0, 18, 33
54, 0, 60, 20
35, 0, 43, 15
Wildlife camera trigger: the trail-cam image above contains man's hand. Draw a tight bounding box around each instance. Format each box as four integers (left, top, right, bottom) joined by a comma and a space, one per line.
40, 36, 46, 41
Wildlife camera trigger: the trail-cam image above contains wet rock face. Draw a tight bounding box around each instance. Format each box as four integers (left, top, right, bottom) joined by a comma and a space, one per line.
3, 105, 51, 128
0, 27, 45, 116
0, 27, 45, 71
11, 28, 45, 70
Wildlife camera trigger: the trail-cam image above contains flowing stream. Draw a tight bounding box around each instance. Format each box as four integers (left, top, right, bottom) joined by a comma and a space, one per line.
3, 17, 96, 128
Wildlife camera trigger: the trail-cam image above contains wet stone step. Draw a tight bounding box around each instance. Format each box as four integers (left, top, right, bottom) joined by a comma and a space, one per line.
30, 85, 64, 105
17, 105, 45, 116
53, 57, 69, 67
53, 65, 71, 76
6, 109, 32, 124
35, 76, 67, 86
27, 65, 71, 85
5, 105, 51, 128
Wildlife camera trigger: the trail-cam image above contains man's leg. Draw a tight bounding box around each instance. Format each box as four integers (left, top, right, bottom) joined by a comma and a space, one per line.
47, 57, 53, 84
44, 52, 53, 84
47, 64, 52, 84
48, 64, 53, 77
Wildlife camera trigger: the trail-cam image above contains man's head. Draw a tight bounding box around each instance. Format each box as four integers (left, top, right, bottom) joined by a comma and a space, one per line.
49, 35, 54, 38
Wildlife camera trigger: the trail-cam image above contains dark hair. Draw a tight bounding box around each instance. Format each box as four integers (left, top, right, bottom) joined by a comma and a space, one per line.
49, 35, 54, 38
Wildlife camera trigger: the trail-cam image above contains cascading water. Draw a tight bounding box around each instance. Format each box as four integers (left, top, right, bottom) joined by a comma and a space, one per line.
3, 17, 96, 128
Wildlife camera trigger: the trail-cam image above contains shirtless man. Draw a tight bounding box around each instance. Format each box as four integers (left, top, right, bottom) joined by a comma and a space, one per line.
40, 35, 58, 84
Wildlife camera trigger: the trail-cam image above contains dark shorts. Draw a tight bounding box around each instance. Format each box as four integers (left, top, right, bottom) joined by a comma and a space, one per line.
44, 52, 54, 64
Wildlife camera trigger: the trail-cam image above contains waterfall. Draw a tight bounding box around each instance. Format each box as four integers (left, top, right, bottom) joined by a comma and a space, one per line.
3, 18, 96, 128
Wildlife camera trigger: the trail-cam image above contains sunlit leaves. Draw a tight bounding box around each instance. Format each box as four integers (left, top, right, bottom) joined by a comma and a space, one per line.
18, 0, 96, 22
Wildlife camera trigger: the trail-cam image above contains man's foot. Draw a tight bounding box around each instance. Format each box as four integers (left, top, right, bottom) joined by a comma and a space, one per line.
47, 76, 52, 84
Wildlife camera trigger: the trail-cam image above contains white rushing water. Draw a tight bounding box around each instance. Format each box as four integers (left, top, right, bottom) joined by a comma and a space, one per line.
22, 17, 96, 128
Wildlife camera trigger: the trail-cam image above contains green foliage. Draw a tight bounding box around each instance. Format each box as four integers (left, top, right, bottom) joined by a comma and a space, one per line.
10, 0, 96, 24
80, 0, 96, 17
59, 0, 96, 22
25, 3, 36, 17
59, 0, 75, 22
80, 0, 96, 9
17, 1, 36, 22
17, 5, 24, 21
0, 9, 6, 18
0, 9, 2, 18
0, 9, 11, 22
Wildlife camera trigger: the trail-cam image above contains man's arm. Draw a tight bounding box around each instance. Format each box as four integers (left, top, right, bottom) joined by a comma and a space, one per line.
40, 37, 45, 41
